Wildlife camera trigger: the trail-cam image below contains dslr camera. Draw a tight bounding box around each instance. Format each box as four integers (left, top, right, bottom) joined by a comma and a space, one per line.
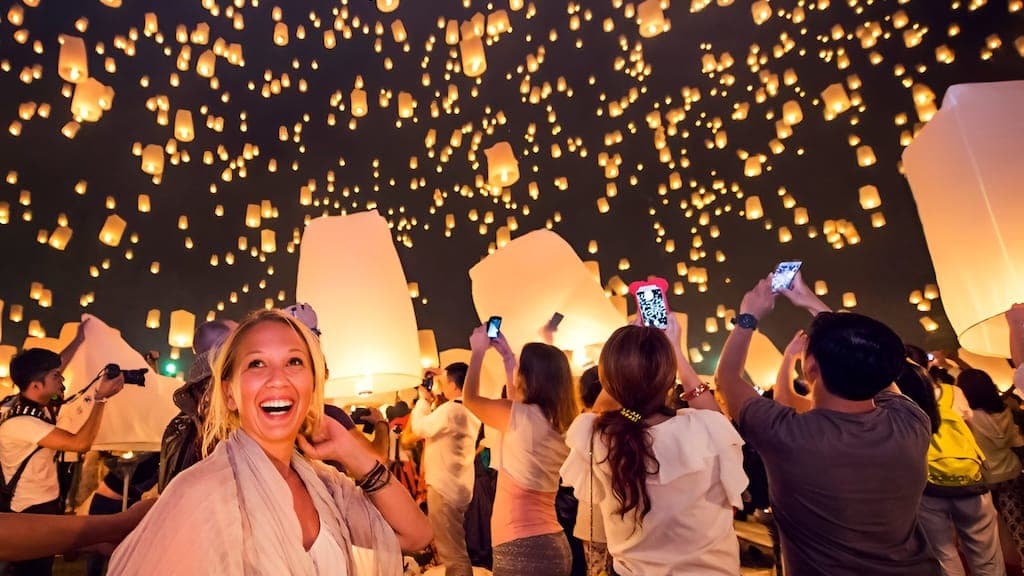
350, 407, 377, 434
104, 363, 148, 386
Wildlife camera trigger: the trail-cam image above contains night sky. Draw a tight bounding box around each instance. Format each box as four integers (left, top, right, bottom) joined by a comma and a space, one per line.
1, 0, 1023, 377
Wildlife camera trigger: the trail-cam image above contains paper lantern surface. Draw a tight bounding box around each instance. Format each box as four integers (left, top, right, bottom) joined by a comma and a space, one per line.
296, 211, 421, 402
470, 230, 626, 355
958, 349, 1015, 392
439, 348, 507, 400
746, 331, 792, 389
903, 81, 1024, 357
56, 315, 178, 451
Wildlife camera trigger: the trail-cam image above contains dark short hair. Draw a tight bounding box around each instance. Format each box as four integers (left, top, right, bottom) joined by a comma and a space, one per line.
806, 312, 905, 401
957, 369, 1006, 414
11, 348, 62, 390
445, 362, 469, 390
579, 366, 602, 409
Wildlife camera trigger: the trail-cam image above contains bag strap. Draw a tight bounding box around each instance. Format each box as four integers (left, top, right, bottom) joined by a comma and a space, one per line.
2, 445, 44, 497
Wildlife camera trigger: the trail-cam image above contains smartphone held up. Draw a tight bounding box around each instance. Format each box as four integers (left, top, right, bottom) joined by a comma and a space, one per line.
629, 277, 670, 329
771, 261, 802, 293
486, 316, 502, 339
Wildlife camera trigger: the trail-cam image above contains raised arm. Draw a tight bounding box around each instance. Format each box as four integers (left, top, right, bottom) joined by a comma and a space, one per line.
715, 278, 777, 419
38, 373, 124, 453
665, 314, 719, 412
59, 318, 89, 372
298, 418, 432, 552
778, 272, 831, 317
462, 326, 513, 433
775, 331, 813, 414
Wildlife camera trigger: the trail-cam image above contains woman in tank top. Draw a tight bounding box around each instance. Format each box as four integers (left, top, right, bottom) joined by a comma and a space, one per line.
463, 323, 578, 576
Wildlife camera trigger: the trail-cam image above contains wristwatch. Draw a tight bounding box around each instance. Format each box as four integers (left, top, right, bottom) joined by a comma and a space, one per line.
730, 313, 758, 330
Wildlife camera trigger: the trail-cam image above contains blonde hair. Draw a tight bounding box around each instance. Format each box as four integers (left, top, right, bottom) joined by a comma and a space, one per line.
201, 309, 326, 457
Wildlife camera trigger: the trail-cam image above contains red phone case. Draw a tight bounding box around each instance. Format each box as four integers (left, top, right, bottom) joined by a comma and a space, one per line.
628, 277, 671, 327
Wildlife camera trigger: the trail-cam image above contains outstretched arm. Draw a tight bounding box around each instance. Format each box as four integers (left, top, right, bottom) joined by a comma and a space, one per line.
462, 327, 514, 432
715, 278, 777, 419
0, 500, 154, 562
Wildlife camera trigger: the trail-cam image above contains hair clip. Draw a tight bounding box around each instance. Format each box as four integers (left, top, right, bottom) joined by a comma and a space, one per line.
619, 408, 643, 423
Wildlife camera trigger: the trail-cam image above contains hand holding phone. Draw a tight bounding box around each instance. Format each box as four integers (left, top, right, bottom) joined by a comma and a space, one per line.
771, 261, 803, 293
486, 316, 502, 339
629, 278, 670, 329
545, 312, 564, 332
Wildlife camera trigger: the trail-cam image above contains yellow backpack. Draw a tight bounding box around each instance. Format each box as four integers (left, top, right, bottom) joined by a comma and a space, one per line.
927, 384, 985, 486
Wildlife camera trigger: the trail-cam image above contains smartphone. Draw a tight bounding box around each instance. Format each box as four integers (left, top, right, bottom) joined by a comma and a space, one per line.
486, 316, 502, 339
629, 278, 670, 329
546, 312, 564, 331
422, 375, 434, 392
771, 261, 803, 293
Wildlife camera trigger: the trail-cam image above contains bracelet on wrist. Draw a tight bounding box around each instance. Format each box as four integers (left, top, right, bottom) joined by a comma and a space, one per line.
680, 382, 711, 402
94, 396, 109, 404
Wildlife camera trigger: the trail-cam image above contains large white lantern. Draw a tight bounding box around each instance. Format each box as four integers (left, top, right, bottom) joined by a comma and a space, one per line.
57, 315, 179, 451
470, 230, 626, 356
903, 81, 1024, 357
296, 211, 421, 402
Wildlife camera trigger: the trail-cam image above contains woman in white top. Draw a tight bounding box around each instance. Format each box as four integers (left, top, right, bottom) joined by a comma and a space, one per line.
463, 324, 578, 576
958, 368, 1024, 564
108, 309, 432, 575
561, 317, 747, 576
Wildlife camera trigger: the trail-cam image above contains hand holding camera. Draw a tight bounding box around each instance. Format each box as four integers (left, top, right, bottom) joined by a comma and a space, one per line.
95, 371, 125, 402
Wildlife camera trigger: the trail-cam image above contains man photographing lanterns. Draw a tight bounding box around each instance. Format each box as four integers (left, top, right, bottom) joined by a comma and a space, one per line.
0, 347, 125, 576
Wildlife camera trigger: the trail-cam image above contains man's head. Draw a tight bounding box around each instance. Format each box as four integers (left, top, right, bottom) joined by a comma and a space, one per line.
578, 365, 602, 410
442, 362, 468, 399
803, 312, 905, 401
10, 348, 64, 402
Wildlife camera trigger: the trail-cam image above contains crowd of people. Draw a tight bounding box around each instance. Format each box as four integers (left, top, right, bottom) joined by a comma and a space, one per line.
2, 269, 1024, 576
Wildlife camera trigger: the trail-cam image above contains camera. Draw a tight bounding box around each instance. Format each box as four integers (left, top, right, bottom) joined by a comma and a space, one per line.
104, 363, 148, 386
350, 407, 377, 434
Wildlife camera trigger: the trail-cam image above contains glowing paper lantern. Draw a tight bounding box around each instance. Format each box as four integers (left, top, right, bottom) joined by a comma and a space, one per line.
174, 110, 194, 141
821, 83, 852, 117
440, 348, 507, 400
842, 292, 858, 308
260, 229, 277, 253
782, 100, 803, 126
273, 22, 289, 46
296, 211, 422, 401
745, 196, 763, 219
196, 50, 216, 78
470, 230, 626, 355
145, 309, 160, 329
418, 330, 438, 368
168, 310, 195, 348
99, 214, 127, 247
459, 35, 487, 78
376, 0, 399, 12
637, 0, 670, 38
57, 315, 178, 451
903, 81, 1024, 357
58, 35, 88, 83
350, 89, 368, 117
751, 0, 772, 25
484, 142, 520, 187
48, 226, 72, 250
141, 144, 164, 175
0, 345, 16, 379
70, 78, 110, 122
958, 348, 1015, 391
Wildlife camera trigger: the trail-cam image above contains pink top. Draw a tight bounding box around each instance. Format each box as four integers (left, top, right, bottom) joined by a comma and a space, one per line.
490, 402, 569, 546
491, 472, 562, 546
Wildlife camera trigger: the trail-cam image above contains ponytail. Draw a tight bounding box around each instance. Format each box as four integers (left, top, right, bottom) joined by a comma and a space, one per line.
594, 409, 659, 524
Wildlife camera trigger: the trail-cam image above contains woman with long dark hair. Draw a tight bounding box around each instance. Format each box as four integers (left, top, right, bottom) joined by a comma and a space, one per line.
958, 368, 1024, 564
560, 317, 746, 575
462, 324, 578, 576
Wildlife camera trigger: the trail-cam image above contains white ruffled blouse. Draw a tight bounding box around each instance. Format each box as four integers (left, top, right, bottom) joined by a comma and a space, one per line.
560, 409, 748, 576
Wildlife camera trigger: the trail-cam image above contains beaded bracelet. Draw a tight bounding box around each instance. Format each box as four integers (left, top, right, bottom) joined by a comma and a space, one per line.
356, 461, 392, 493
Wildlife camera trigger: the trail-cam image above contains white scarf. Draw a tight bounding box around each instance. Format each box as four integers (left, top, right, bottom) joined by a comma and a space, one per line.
108, 430, 403, 575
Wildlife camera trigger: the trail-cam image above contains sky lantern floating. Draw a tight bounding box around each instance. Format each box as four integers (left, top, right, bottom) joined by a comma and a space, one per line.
636, 0, 670, 38
57, 315, 179, 451
48, 226, 72, 250
196, 49, 215, 77
858, 185, 881, 209
470, 229, 625, 355
856, 145, 877, 167
58, 34, 88, 83
141, 144, 164, 175
751, 0, 772, 25
376, 0, 399, 13
70, 78, 111, 122
484, 141, 520, 187
273, 22, 288, 46
98, 214, 127, 247
459, 34, 486, 78
418, 329, 438, 368
174, 109, 194, 141
350, 88, 368, 117
168, 309, 195, 348
296, 210, 422, 401
0, 345, 16, 380
397, 91, 415, 118
145, 309, 160, 329
260, 229, 277, 253
821, 83, 852, 118
782, 100, 803, 126
745, 195, 763, 219
904, 81, 1024, 357
842, 292, 858, 308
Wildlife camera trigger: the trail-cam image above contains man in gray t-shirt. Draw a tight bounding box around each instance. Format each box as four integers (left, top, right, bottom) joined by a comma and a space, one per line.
716, 274, 941, 576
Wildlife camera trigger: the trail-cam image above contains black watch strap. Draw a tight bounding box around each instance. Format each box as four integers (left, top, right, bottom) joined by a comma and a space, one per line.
731, 313, 758, 330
